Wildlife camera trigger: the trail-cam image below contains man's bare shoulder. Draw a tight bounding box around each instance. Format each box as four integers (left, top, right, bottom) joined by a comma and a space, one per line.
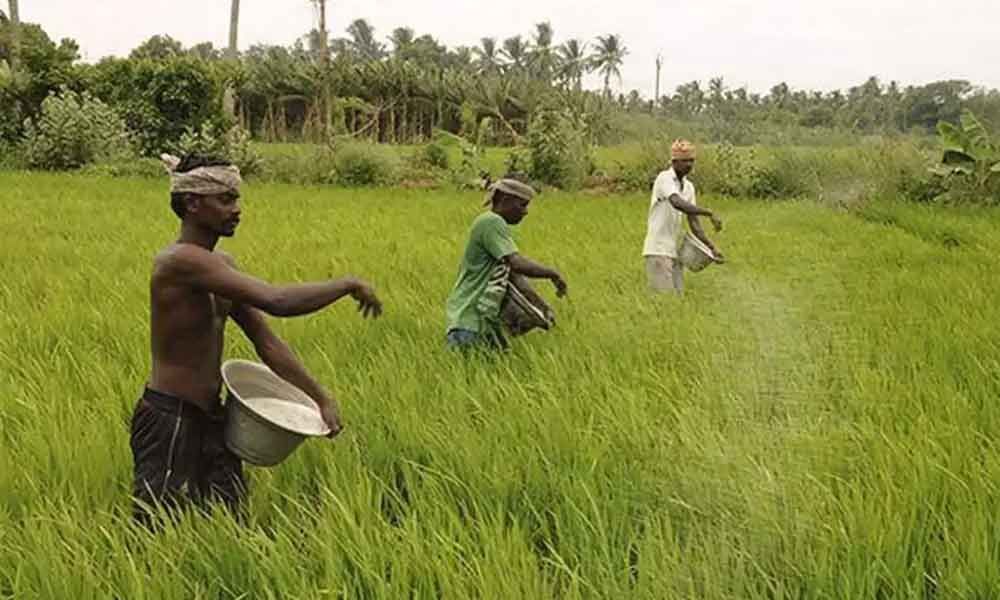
153, 244, 231, 277
216, 249, 238, 268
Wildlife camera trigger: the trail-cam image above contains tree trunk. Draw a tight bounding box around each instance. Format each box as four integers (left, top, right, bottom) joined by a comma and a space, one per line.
388, 106, 396, 144
8, 0, 20, 74
401, 102, 408, 144
317, 0, 331, 138
265, 102, 276, 141
221, 0, 241, 119
654, 54, 662, 112
303, 102, 315, 141
228, 0, 240, 59
317, 0, 328, 64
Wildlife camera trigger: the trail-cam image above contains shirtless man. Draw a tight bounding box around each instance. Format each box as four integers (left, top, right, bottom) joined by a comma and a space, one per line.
130, 154, 382, 526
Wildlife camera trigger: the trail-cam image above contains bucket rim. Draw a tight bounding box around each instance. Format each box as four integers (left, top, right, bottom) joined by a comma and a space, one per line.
683, 233, 715, 259
221, 359, 331, 437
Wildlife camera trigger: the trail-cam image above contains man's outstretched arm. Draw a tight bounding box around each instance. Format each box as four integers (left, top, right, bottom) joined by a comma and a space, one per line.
668, 192, 721, 224
166, 245, 382, 318
507, 253, 568, 297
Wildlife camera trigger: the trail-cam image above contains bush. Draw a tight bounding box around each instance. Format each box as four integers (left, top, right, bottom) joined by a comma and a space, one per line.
255, 144, 338, 185
527, 107, 594, 190
0, 22, 84, 148
0, 83, 26, 150
331, 142, 401, 187
750, 149, 820, 199
611, 136, 672, 192
504, 147, 531, 177
856, 140, 936, 203
88, 57, 225, 157
21, 88, 133, 170
420, 142, 450, 170
701, 142, 754, 196
612, 139, 847, 200
0, 139, 21, 170
171, 121, 262, 178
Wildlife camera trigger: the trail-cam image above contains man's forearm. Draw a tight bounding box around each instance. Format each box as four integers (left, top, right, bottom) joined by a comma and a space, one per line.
507, 255, 557, 280
268, 277, 359, 317
688, 216, 716, 251
668, 194, 713, 217
258, 338, 335, 409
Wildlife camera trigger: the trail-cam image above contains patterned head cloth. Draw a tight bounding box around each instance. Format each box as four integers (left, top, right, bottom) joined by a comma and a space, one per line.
160, 153, 242, 196
483, 178, 537, 207
670, 139, 696, 160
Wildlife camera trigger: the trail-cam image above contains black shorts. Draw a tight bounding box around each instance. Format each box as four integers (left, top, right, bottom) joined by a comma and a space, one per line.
130, 387, 246, 526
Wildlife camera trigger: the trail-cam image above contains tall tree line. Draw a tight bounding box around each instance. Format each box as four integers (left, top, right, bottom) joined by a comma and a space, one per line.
3, 10, 1000, 147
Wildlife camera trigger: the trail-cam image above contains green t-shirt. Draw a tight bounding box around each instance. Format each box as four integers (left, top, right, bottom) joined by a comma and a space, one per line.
445, 212, 518, 333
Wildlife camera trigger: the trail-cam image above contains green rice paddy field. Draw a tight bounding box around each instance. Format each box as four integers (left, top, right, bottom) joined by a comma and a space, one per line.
2, 172, 1000, 598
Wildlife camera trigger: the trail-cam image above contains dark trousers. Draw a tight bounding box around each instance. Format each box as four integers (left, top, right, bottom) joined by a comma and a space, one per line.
130, 387, 246, 527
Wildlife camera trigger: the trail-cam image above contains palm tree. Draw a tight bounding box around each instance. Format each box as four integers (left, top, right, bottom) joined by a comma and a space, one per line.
590, 34, 627, 97
228, 0, 240, 59
448, 46, 474, 72
389, 27, 414, 58
557, 39, 587, 90
7, 0, 19, 73
474, 37, 500, 75
534, 22, 553, 48
675, 80, 705, 118
502, 35, 529, 72
529, 22, 555, 82
467, 76, 525, 142
346, 18, 385, 61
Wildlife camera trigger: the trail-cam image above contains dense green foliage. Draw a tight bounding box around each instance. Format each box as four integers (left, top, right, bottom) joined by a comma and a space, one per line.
4, 15, 1000, 154
526, 105, 594, 189
20, 88, 131, 170
85, 56, 226, 157
2, 14, 1000, 206
170, 121, 262, 178
928, 110, 1000, 204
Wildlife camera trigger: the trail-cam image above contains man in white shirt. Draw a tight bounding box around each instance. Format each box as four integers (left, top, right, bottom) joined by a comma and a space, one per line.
642, 139, 724, 294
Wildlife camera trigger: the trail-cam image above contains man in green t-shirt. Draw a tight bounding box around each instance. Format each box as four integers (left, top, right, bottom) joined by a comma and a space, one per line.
445, 179, 568, 350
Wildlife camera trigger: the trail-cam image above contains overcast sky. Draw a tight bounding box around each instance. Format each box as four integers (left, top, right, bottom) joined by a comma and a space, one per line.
21, 0, 1000, 97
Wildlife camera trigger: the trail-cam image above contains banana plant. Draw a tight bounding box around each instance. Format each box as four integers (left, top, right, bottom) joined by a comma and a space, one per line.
930, 110, 1000, 189
0, 59, 11, 89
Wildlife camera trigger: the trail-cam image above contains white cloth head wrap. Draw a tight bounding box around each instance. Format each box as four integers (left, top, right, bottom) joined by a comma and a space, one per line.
160, 154, 242, 196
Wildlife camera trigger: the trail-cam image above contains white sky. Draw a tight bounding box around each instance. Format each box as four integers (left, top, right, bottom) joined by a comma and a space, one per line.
21, 0, 1000, 97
